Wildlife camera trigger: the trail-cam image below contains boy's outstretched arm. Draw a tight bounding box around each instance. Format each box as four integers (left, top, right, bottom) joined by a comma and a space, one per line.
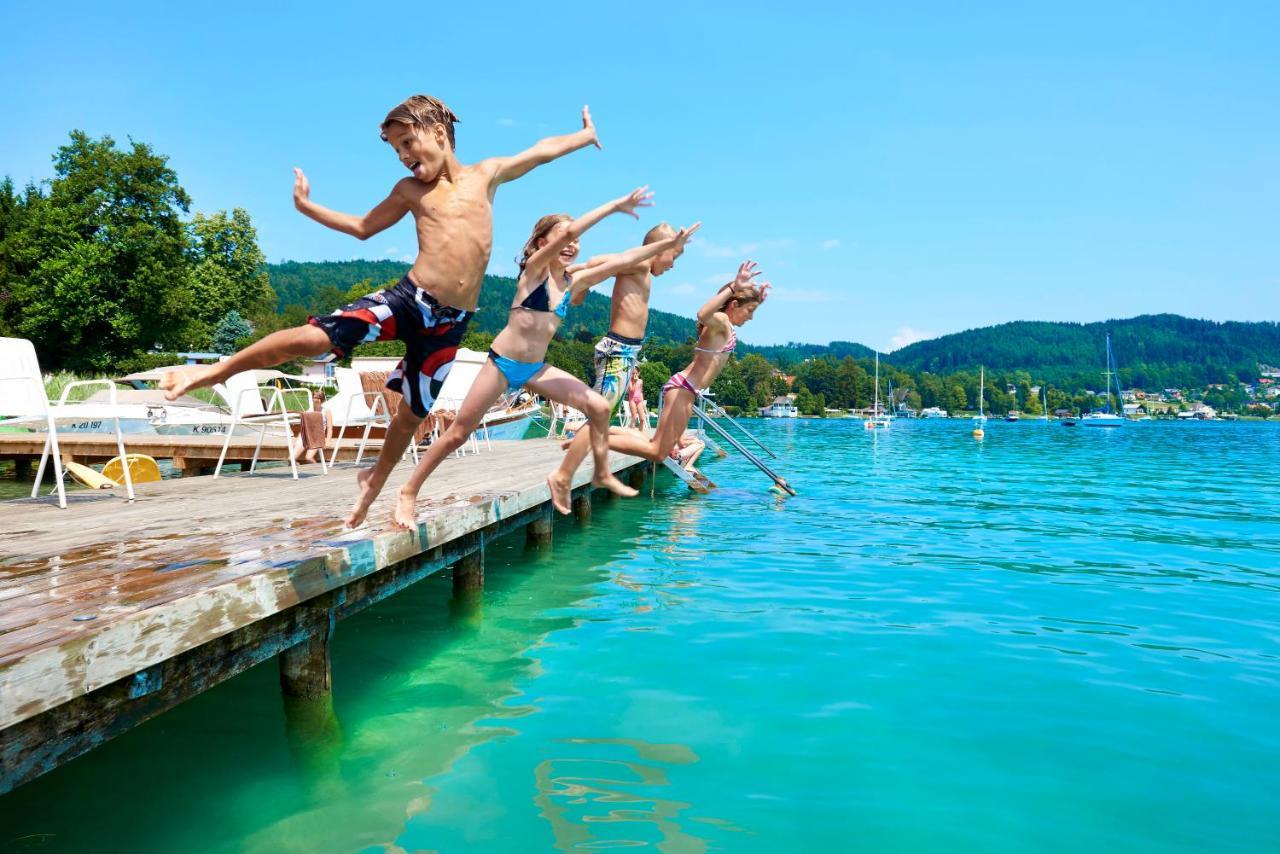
486, 106, 601, 188
569, 223, 702, 297
293, 168, 410, 240
523, 187, 654, 276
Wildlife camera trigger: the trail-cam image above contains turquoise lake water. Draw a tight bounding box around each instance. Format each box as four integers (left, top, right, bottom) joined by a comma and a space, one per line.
2, 419, 1278, 852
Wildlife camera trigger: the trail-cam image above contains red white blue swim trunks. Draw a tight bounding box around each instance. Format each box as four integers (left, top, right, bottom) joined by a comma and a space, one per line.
309, 274, 472, 418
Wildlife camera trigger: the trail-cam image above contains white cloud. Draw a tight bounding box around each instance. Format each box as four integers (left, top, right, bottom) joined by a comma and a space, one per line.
383, 246, 400, 256
821, 238, 840, 250
696, 237, 795, 260
497, 118, 516, 127
888, 326, 934, 351
400, 253, 415, 263
669, 282, 697, 295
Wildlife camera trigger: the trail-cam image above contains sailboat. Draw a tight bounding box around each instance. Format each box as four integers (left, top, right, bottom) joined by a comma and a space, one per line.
1081, 334, 1125, 427
864, 353, 891, 429
973, 367, 988, 427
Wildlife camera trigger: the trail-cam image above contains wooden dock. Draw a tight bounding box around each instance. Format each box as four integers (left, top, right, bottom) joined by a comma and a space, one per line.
0, 438, 646, 794
0, 432, 379, 477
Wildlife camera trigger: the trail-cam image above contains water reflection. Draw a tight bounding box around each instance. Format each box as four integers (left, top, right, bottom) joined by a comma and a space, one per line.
533, 737, 738, 852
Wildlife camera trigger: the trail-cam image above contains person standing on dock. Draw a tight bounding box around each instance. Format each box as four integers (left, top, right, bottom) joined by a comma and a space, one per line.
546, 221, 693, 499
383, 190, 699, 529
550, 263, 774, 490
160, 94, 602, 516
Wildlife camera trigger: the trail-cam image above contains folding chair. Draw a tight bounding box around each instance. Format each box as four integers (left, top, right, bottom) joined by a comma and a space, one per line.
212, 371, 325, 479
0, 337, 135, 508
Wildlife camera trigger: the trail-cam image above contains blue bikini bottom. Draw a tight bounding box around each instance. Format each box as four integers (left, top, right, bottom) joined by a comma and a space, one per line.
488, 349, 544, 390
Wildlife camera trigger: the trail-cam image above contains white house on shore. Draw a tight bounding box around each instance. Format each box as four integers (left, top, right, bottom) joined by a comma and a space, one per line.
760, 396, 799, 418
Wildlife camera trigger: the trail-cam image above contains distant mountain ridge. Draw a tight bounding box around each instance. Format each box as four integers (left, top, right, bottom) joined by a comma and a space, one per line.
267, 259, 697, 344
887, 314, 1280, 386
265, 261, 1279, 386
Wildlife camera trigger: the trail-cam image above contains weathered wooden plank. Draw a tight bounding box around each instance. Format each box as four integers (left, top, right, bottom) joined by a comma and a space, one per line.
0, 482, 580, 794
0, 441, 639, 734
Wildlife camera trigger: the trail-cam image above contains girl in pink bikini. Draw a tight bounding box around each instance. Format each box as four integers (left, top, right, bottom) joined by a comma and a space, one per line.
596, 260, 769, 464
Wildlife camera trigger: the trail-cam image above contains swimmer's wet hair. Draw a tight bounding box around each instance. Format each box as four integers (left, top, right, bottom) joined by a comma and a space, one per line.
381, 95, 460, 150
696, 282, 764, 336
518, 214, 572, 273
643, 222, 676, 245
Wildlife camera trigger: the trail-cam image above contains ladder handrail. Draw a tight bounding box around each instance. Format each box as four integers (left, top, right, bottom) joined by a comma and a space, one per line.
696, 395, 779, 459
691, 402, 795, 495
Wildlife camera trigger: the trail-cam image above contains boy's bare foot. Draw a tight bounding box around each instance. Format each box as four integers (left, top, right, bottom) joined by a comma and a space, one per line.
595, 473, 638, 499
391, 487, 417, 529
160, 366, 216, 401
345, 467, 381, 528
547, 472, 573, 514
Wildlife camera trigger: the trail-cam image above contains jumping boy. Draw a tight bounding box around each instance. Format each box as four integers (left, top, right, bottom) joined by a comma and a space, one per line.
160, 95, 601, 525
545, 222, 688, 513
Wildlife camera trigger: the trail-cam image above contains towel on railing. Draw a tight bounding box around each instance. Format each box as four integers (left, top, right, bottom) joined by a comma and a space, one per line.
299, 411, 328, 450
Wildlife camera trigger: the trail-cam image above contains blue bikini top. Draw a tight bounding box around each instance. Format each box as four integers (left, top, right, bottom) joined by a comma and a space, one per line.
515, 271, 571, 319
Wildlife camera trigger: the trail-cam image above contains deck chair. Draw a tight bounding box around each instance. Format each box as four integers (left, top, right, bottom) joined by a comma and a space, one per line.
546, 402, 589, 440
211, 370, 325, 479
323, 367, 418, 466
428, 349, 489, 457
0, 337, 135, 508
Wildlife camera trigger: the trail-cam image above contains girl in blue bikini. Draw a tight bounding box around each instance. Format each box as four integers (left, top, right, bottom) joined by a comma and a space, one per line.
391, 187, 698, 527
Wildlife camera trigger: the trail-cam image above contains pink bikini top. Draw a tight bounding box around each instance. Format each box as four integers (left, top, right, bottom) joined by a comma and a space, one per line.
694, 325, 737, 355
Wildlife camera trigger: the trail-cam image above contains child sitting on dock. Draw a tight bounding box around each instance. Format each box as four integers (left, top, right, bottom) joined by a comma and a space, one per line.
159, 94, 602, 525
555, 262, 771, 478
548, 221, 690, 499
387, 190, 699, 528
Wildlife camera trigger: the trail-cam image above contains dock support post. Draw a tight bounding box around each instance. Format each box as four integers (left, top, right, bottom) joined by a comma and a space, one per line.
452, 547, 484, 599
450, 544, 485, 626
572, 491, 592, 523
628, 465, 646, 490
527, 504, 554, 549
280, 628, 332, 700
279, 617, 342, 776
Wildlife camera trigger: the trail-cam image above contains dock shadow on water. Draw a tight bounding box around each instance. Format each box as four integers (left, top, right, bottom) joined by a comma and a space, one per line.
0, 490, 708, 852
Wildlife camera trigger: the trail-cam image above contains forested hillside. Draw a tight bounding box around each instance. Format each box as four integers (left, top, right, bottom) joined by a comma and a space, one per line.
266, 260, 697, 344
890, 314, 1280, 389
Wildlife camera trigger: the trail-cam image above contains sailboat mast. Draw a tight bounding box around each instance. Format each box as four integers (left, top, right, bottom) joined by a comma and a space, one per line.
874, 353, 880, 414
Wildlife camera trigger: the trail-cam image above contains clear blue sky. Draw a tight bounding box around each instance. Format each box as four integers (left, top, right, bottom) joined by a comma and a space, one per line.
3, 1, 1276, 350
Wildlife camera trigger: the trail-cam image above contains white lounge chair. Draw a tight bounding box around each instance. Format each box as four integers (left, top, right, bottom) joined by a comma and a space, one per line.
0, 337, 135, 508
429, 349, 490, 456
546, 402, 588, 440
323, 367, 418, 467
211, 370, 326, 479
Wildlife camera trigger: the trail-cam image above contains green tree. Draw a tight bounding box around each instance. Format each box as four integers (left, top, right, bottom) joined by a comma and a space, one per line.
213, 310, 253, 354
188, 208, 276, 335
794, 383, 815, 415
638, 361, 670, 408
946, 383, 968, 414
2, 131, 199, 370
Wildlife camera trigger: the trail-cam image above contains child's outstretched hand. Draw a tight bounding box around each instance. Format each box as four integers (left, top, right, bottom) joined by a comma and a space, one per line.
674, 221, 702, 250
758, 280, 773, 302
734, 260, 762, 287
582, 105, 601, 149
292, 168, 310, 209
616, 186, 654, 219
